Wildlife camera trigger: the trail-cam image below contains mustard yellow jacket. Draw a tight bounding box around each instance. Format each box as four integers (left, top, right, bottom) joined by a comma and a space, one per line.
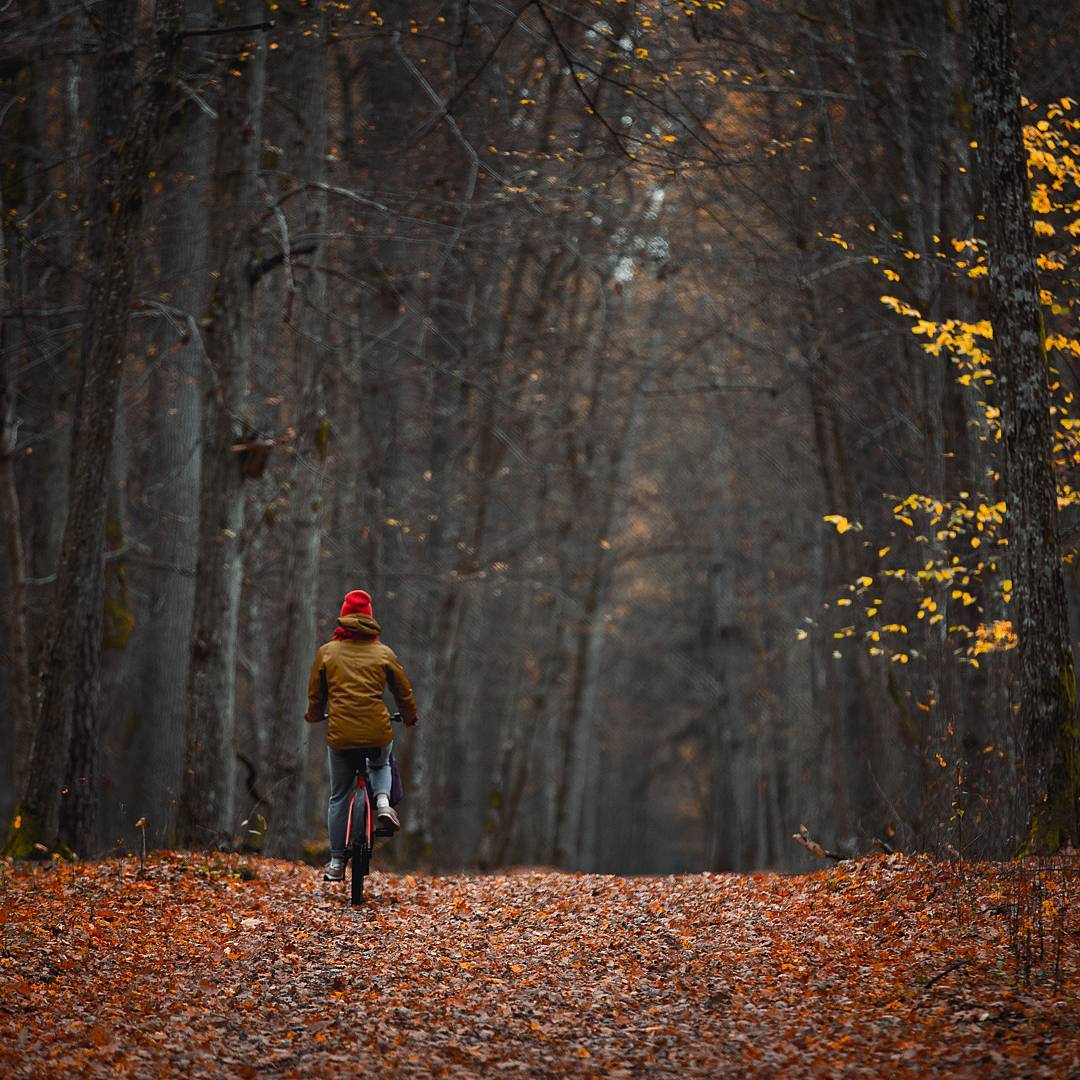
304, 613, 418, 749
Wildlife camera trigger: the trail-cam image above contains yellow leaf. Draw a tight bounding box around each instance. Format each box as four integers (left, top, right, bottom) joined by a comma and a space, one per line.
824, 514, 852, 534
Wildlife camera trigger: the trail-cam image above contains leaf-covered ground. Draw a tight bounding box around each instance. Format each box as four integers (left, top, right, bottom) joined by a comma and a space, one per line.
1, 852, 1078, 1077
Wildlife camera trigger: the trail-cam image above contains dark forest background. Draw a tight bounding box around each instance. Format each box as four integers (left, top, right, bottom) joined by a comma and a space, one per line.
1, 0, 1077, 872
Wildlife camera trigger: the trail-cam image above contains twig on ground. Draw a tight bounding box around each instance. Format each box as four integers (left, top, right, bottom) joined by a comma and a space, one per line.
792, 823, 844, 861
923, 959, 969, 990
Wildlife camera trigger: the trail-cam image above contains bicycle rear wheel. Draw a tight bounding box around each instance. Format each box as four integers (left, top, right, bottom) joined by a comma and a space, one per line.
350, 789, 370, 905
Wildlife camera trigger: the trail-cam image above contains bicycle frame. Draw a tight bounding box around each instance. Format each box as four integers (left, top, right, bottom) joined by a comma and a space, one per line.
337, 716, 403, 905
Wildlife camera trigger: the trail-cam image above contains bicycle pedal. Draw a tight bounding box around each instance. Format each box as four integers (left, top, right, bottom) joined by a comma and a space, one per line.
374, 827, 395, 838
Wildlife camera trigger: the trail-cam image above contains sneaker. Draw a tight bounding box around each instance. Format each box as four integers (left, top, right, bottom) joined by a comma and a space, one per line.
323, 857, 345, 882
375, 796, 400, 835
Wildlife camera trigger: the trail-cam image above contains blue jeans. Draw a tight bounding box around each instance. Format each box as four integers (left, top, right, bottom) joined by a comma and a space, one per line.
327, 743, 393, 858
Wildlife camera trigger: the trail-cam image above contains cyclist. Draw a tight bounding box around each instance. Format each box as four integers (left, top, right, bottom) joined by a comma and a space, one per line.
305, 589, 418, 882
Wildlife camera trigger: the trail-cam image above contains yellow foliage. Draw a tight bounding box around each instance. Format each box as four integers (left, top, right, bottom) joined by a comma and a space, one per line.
824, 514, 855, 534
973, 620, 1018, 655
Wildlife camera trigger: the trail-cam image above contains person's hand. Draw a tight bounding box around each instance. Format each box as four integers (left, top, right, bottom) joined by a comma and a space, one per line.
405, 714, 420, 728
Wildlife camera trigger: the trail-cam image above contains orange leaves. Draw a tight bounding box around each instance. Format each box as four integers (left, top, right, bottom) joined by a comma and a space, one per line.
0, 853, 1078, 1075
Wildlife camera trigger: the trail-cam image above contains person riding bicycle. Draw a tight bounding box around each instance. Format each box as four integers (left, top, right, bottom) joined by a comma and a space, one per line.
305, 588, 418, 882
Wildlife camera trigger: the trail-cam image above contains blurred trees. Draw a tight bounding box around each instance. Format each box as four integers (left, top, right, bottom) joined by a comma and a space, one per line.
1, 0, 1076, 868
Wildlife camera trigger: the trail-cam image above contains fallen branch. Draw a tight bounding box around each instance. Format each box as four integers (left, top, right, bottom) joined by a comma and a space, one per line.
792, 824, 844, 862
923, 959, 969, 990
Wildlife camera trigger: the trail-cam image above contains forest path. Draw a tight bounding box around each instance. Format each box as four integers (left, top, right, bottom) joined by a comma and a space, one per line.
1, 852, 1077, 1077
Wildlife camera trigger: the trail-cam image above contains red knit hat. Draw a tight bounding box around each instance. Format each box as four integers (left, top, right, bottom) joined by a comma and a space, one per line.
340, 589, 373, 618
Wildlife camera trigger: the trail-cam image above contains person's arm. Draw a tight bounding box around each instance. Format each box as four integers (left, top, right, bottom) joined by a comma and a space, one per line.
305, 650, 327, 723
384, 648, 418, 726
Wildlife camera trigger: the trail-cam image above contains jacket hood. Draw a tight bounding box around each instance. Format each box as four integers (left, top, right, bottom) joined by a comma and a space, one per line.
339, 613, 386, 635
337, 612, 381, 637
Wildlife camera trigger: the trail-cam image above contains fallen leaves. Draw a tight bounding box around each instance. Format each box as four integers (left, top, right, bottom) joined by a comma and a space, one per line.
0, 852, 1078, 1077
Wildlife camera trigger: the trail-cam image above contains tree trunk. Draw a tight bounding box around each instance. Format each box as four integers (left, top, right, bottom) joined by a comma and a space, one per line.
137, 0, 212, 840
6, 0, 186, 856
0, 281, 33, 802
263, 4, 331, 859
552, 307, 656, 867
1, 0, 73, 812
177, 2, 268, 848
969, 0, 1079, 852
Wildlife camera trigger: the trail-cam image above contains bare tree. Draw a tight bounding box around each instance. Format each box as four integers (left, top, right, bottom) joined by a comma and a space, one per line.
137, 0, 213, 840
264, 2, 332, 858
970, 0, 1079, 852
177, 2, 269, 848
8, 0, 186, 855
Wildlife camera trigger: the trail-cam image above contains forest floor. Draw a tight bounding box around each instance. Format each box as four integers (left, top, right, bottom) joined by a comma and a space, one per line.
1, 852, 1078, 1077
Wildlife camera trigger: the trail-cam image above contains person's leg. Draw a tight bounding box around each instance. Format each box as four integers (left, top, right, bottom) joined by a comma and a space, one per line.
369, 741, 399, 832
326, 747, 356, 858
367, 741, 393, 799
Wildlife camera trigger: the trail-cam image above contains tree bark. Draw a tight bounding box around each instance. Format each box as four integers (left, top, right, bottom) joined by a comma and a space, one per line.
6, 0, 186, 856
177, 1, 268, 849
969, 0, 1079, 851
552, 297, 657, 867
263, 3, 331, 859
137, 0, 212, 841
1, 0, 74, 809
0, 268, 33, 803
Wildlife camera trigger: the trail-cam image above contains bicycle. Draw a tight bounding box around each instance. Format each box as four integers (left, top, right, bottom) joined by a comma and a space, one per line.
343, 713, 403, 905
